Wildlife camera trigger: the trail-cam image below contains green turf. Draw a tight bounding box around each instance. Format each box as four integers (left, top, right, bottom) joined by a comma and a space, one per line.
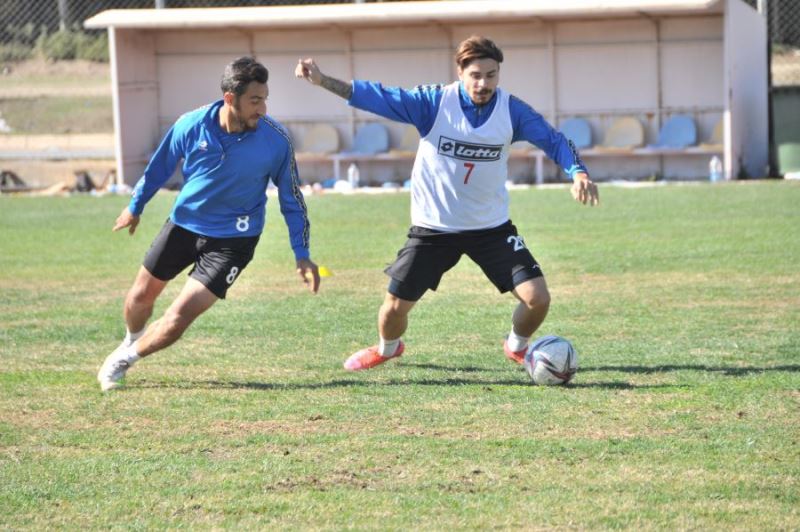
1, 182, 798, 529
0, 96, 113, 134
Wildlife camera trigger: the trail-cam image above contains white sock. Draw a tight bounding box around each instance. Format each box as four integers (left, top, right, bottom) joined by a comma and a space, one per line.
507, 329, 530, 352
124, 327, 145, 347
378, 337, 401, 357
119, 342, 141, 365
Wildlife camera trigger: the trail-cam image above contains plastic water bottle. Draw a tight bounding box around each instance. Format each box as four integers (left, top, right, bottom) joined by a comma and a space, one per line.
347, 163, 360, 189
709, 156, 723, 183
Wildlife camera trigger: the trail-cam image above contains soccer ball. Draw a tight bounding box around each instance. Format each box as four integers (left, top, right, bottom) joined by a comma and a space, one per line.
524, 335, 578, 385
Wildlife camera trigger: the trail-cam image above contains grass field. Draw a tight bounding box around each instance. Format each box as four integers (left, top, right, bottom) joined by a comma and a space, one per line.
0, 59, 112, 135
0, 96, 113, 135
1, 182, 798, 529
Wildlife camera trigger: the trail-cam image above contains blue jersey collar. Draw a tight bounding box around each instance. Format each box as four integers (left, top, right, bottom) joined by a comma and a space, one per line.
207, 99, 226, 136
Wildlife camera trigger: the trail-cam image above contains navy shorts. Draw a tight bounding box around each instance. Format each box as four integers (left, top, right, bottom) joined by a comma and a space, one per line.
143, 220, 259, 299
384, 221, 543, 302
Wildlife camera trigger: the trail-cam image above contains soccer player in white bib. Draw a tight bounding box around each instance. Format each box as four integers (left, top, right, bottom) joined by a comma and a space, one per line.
296, 36, 598, 371
97, 57, 320, 391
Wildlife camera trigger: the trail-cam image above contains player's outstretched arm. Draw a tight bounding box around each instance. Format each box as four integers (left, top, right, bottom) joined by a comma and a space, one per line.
112, 206, 140, 235
571, 172, 599, 206
295, 58, 352, 100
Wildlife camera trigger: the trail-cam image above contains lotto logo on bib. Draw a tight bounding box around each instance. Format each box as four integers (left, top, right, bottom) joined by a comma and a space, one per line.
437, 136, 503, 162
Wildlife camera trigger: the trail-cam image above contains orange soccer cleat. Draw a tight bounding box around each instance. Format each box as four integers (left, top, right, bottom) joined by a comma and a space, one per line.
503, 339, 526, 365
343, 341, 405, 371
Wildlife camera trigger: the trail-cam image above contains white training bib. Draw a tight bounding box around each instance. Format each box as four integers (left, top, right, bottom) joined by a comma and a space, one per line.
410, 82, 513, 231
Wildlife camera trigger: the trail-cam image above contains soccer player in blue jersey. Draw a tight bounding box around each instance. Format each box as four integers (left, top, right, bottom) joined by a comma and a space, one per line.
98, 57, 319, 391
296, 35, 598, 372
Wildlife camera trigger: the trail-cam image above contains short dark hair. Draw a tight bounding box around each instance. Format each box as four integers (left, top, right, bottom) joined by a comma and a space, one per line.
455, 36, 504, 69
220, 57, 269, 96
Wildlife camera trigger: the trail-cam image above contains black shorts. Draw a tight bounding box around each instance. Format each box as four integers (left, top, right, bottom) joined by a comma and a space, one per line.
384, 221, 543, 301
143, 220, 259, 299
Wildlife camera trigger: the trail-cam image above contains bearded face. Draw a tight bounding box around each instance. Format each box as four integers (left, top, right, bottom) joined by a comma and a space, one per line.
227, 81, 268, 132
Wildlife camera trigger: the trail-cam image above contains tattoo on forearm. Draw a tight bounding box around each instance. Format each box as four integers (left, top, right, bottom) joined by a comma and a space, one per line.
320, 75, 353, 100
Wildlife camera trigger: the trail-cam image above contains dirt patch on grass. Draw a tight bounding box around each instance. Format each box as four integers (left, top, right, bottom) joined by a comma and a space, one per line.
0, 407, 57, 430
0, 59, 110, 98
5, 58, 108, 78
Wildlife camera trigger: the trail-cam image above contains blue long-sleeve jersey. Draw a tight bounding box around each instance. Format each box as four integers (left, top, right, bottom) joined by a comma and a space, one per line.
349, 81, 587, 179
129, 100, 310, 260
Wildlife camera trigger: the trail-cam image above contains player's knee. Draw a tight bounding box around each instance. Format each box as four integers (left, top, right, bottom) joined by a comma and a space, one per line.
381, 294, 413, 318
127, 283, 157, 307
521, 286, 550, 312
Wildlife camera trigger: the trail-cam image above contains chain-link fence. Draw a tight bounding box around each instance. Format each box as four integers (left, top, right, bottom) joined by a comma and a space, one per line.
0, 0, 416, 62
767, 0, 800, 87
2, 0, 797, 84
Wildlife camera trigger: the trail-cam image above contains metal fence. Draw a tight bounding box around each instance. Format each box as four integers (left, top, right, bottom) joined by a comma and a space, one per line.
0, 0, 414, 62
1, 0, 412, 35
765, 0, 800, 87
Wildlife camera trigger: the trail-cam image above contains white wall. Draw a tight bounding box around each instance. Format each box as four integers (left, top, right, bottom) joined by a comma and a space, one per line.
111, 28, 159, 184
725, 0, 768, 179
660, 17, 724, 141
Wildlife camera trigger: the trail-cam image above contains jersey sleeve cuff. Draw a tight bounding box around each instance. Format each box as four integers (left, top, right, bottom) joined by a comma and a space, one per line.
347, 80, 367, 107
567, 165, 588, 180
128, 201, 144, 216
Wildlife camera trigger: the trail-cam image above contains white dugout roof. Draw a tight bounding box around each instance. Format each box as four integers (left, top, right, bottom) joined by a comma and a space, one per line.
87, 0, 724, 28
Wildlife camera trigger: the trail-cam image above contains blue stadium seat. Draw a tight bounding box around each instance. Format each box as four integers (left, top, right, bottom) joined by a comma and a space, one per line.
351, 123, 390, 154
649, 114, 697, 149
560, 117, 592, 149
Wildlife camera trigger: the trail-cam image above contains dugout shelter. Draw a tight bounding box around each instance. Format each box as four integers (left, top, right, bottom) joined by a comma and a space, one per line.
85, 0, 768, 185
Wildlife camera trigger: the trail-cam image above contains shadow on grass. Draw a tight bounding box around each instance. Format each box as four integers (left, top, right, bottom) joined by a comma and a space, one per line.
400, 362, 495, 373
128, 362, 800, 391
582, 364, 800, 376
134, 378, 677, 391
114, 363, 797, 392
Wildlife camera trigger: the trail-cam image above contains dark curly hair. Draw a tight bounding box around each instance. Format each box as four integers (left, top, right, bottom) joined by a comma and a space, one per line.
220, 56, 269, 96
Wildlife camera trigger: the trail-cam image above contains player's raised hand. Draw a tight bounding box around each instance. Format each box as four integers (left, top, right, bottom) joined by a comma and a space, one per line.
295, 58, 322, 86
112, 206, 140, 235
570, 172, 599, 206
296, 258, 320, 294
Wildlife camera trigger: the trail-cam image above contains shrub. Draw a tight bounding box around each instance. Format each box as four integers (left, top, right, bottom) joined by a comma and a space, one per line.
35, 28, 108, 63
77, 32, 108, 62
0, 42, 33, 62
36, 29, 79, 61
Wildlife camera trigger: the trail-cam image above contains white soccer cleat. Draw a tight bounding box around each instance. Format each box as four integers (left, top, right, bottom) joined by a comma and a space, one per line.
97, 346, 131, 391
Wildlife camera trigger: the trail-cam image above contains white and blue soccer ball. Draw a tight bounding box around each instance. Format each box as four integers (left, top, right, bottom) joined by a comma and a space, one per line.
524, 335, 578, 385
